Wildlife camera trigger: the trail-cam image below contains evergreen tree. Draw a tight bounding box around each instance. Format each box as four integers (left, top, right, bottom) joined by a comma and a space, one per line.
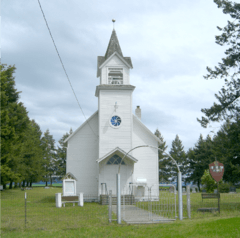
169, 135, 187, 186
1, 64, 47, 188
41, 129, 56, 186
187, 135, 215, 190
196, 0, 240, 188
1, 64, 30, 188
19, 120, 44, 187
198, 0, 240, 127
154, 129, 170, 183
212, 120, 240, 183
56, 129, 73, 177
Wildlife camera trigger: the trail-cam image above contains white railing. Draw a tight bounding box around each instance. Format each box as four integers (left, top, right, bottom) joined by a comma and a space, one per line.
108, 80, 123, 85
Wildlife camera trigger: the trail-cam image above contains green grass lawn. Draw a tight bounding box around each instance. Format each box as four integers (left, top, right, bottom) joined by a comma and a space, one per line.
1, 188, 240, 238
2, 217, 240, 238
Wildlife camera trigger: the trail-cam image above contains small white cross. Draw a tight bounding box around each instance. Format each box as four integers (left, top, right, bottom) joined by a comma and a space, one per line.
114, 102, 118, 111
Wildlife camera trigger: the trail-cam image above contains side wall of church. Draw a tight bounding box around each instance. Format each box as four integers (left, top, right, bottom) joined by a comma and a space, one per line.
132, 116, 159, 187
98, 89, 133, 159
66, 113, 99, 196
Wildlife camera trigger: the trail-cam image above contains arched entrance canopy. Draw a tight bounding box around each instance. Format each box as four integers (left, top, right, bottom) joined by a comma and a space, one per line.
118, 145, 180, 173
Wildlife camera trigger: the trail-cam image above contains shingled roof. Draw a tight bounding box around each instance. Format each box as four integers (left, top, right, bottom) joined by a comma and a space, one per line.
97, 30, 133, 77
105, 29, 123, 59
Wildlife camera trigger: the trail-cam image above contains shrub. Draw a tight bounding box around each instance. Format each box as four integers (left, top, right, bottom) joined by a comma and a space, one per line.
219, 183, 230, 193
201, 170, 217, 193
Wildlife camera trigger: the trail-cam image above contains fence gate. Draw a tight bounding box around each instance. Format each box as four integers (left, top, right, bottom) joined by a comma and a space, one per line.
121, 184, 177, 224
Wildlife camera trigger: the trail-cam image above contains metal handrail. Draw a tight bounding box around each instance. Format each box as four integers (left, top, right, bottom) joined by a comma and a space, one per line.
101, 183, 108, 195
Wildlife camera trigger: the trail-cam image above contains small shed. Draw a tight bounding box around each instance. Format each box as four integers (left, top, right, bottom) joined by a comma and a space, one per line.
62, 172, 77, 196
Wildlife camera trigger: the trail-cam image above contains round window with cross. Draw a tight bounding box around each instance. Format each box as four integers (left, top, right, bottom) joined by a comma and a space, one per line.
110, 115, 122, 128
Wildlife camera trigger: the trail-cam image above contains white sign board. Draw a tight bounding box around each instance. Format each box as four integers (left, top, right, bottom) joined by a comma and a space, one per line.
65, 181, 75, 195
63, 179, 76, 196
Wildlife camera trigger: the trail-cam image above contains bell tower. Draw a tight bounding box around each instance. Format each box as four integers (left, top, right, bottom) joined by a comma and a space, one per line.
95, 25, 135, 159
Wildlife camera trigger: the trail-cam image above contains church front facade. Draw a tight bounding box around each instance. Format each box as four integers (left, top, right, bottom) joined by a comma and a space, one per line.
65, 29, 161, 199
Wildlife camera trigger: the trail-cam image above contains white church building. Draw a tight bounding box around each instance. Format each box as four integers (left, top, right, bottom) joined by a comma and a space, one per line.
65, 29, 161, 199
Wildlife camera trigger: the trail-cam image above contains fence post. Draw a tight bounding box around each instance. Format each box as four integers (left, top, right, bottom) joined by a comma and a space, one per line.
187, 185, 191, 219
55, 193, 62, 208
25, 192, 27, 229
174, 185, 177, 219
108, 190, 112, 223
116, 173, 121, 224
178, 172, 183, 220
79, 193, 84, 207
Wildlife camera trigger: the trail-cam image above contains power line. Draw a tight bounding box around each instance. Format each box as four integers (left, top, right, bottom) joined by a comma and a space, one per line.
37, 0, 98, 138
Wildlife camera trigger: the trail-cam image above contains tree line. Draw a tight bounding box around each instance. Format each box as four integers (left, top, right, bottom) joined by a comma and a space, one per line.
0, 64, 72, 189
155, 121, 240, 190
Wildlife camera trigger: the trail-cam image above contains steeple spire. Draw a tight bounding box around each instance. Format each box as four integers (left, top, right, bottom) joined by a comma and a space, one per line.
104, 23, 123, 60
97, 22, 133, 78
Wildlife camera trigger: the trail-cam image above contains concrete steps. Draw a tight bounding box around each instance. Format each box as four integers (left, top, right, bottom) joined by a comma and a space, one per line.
100, 195, 135, 205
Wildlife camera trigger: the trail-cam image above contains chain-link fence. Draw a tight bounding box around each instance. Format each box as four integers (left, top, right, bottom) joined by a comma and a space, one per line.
1, 191, 108, 231
181, 191, 240, 219
1, 188, 240, 231
108, 185, 240, 224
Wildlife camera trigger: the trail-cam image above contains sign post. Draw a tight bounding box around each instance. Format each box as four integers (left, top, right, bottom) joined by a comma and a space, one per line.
209, 161, 224, 213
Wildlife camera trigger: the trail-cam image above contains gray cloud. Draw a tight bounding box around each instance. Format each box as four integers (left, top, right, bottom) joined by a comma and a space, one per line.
2, 0, 229, 149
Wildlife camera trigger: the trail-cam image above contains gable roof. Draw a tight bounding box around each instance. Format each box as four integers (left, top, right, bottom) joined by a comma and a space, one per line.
97, 30, 133, 77
64, 111, 98, 143
62, 172, 77, 181
99, 51, 132, 69
97, 147, 138, 163
133, 114, 162, 144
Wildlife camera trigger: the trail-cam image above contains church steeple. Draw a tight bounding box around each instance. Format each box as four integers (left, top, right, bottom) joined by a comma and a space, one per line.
104, 29, 123, 60
97, 24, 133, 79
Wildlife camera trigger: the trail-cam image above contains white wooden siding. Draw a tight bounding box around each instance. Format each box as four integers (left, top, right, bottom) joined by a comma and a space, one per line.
67, 112, 99, 196
98, 90, 133, 158
132, 116, 159, 187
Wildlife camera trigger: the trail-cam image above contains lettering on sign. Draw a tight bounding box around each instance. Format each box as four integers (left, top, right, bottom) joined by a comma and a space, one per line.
209, 161, 224, 182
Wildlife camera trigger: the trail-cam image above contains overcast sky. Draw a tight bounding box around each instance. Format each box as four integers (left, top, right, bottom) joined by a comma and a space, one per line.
2, 0, 233, 151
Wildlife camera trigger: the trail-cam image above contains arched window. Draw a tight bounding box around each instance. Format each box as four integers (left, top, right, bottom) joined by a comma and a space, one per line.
106, 154, 126, 165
